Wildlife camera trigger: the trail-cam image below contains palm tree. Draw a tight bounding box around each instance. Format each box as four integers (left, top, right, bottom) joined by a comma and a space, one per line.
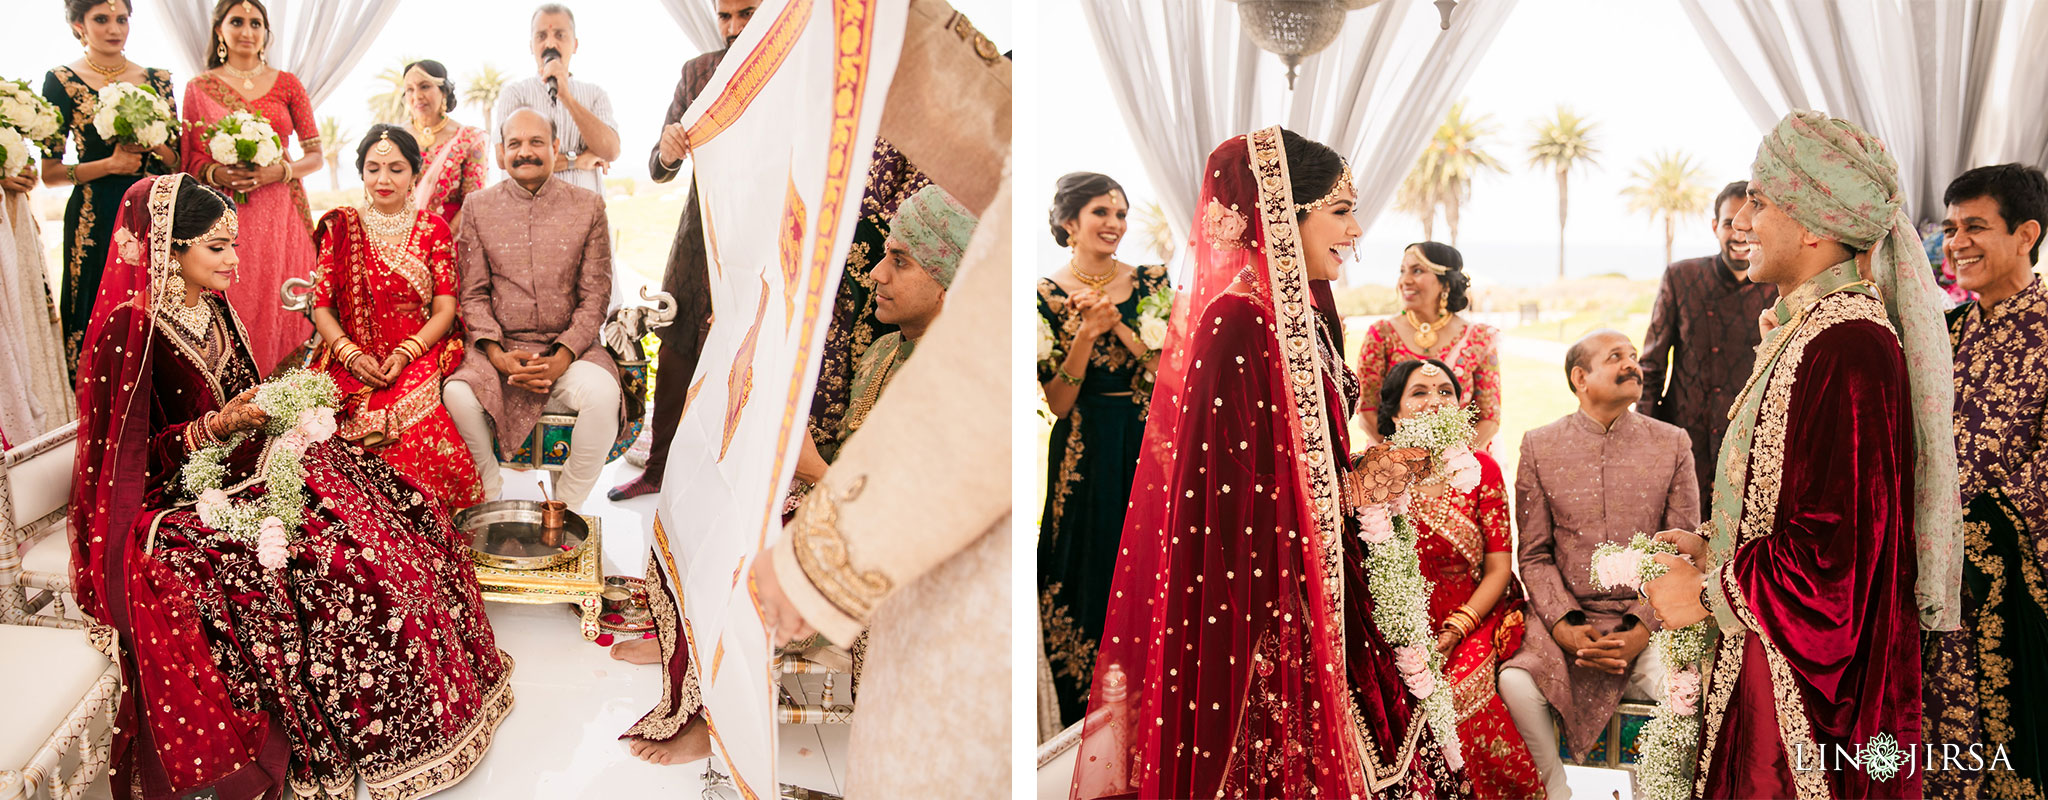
1527, 106, 1600, 281
365, 55, 419, 126
1622, 150, 1714, 266
1394, 169, 1437, 241
318, 117, 350, 191
1131, 201, 1176, 265
463, 64, 510, 141
1397, 100, 1505, 246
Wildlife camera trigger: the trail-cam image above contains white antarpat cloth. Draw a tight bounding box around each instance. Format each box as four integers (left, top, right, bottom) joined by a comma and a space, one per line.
648, 0, 907, 794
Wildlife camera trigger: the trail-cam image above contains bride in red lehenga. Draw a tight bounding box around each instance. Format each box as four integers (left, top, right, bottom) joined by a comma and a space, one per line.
1069, 127, 1471, 799
70, 174, 511, 800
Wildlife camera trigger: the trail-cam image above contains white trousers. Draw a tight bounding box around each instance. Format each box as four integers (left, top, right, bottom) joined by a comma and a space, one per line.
1498, 643, 1668, 800
443, 360, 621, 509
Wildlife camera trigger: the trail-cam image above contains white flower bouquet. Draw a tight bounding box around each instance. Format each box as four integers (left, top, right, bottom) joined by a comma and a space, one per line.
0, 127, 28, 180
1589, 532, 1714, 800
0, 78, 61, 179
203, 110, 284, 202
182, 369, 342, 571
1036, 314, 1060, 370
1351, 402, 1484, 770
1134, 285, 1175, 352
91, 81, 175, 149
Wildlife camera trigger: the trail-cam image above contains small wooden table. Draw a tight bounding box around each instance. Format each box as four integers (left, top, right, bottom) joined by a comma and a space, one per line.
473, 513, 606, 640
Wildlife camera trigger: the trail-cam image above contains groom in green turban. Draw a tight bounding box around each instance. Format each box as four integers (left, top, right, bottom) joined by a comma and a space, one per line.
792, 183, 979, 485
1643, 110, 1959, 799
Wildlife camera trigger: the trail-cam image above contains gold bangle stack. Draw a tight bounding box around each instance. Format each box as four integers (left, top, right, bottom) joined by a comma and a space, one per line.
334, 338, 369, 368
1441, 605, 1480, 639
395, 336, 427, 362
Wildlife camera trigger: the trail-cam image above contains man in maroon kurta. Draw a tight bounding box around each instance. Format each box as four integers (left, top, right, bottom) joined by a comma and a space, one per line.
1646, 111, 1958, 799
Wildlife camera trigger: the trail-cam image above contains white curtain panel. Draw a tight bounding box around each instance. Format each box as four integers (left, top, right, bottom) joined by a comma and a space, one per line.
1999, 2, 2048, 168
153, 0, 216, 81
1679, 0, 2010, 224
657, 0, 727, 54
1077, 0, 1516, 244
153, 0, 402, 108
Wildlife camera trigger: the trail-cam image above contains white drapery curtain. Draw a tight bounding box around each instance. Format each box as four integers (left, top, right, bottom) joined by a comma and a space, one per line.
154, 0, 402, 108
1077, 0, 1517, 242
657, 0, 728, 54
1677, 0, 2037, 224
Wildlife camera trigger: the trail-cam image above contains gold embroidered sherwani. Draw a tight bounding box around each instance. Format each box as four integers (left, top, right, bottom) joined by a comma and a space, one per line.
1924, 274, 2048, 799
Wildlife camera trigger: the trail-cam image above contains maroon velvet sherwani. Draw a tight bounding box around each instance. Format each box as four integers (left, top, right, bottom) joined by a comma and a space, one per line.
1697, 287, 1923, 800
447, 176, 622, 453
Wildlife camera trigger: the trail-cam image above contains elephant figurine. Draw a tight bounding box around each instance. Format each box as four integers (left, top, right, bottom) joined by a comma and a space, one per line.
603, 286, 680, 363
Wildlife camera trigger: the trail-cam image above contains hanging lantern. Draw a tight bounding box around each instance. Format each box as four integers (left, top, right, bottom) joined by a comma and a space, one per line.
1229, 0, 1381, 90
1434, 0, 1459, 29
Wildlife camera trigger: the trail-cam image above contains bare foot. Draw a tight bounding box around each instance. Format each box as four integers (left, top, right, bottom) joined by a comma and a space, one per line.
627, 719, 711, 765
611, 637, 659, 665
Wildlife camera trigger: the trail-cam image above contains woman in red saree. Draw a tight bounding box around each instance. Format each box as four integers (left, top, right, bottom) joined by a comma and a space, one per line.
70, 173, 510, 800
1376, 357, 1543, 799
1069, 127, 1469, 799
179, 0, 320, 374
398, 60, 486, 228
311, 126, 482, 510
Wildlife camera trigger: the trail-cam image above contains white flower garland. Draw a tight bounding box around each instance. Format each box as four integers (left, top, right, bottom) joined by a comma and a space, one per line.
1354, 403, 1482, 771
1589, 532, 1713, 800
181, 370, 341, 571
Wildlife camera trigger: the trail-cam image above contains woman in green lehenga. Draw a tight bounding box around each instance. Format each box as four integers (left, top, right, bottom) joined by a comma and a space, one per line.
41, 0, 180, 369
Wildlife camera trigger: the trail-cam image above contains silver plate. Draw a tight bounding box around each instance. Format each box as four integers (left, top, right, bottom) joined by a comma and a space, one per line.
457, 499, 590, 571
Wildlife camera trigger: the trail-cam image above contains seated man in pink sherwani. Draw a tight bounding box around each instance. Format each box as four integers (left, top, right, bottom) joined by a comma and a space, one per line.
444, 108, 624, 510
1501, 328, 1697, 800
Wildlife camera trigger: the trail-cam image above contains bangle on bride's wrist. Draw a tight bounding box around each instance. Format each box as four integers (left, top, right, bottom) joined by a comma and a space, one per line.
282, 161, 293, 183
1057, 365, 1083, 386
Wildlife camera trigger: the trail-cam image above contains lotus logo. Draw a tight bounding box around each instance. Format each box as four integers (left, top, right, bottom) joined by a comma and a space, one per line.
1855, 733, 1905, 782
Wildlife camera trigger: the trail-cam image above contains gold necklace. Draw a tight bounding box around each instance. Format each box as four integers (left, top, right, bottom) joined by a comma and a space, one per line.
162, 294, 216, 339
415, 117, 450, 149
84, 54, 128, 83
1071, 258, 1116, 294
362, 203, 414, 240
220, 61, 266, 91
1404, 309, 1448, 350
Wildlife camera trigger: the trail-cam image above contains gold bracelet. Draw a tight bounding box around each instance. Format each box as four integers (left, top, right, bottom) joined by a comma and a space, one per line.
66, 164, 79, 183
1057, 364, 1083, 386
398, 337, 426, 361
282, 160, 294, 183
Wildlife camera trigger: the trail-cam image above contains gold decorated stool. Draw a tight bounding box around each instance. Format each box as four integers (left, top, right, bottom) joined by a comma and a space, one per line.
458, 500, 605, 640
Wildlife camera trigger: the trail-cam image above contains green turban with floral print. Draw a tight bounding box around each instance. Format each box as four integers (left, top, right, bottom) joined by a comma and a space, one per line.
1750, 109, 1960, 631
887, 184, 977, 288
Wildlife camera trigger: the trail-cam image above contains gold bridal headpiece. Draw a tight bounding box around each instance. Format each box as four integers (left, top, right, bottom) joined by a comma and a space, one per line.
1417, 362, 1445, 378
1297, 161, 1355, 214
373, 130, 397, 156
172, 207, 239, 247
1405, 243, 1449, 276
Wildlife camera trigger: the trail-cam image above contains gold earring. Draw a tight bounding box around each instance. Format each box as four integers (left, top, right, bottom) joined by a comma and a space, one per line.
216, 42, 227, 61
1438, 290, 1449, 319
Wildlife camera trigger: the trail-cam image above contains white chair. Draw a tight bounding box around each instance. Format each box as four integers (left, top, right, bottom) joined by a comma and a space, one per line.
0, 625, 120, 800
0, 423, 80, 629
1036, 722, 1082, 800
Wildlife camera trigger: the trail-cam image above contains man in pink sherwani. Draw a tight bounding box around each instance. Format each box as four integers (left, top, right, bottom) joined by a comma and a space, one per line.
444, 108, 624, 510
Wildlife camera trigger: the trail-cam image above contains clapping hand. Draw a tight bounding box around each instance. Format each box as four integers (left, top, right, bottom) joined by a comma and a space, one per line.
1071, 291, 1119, 341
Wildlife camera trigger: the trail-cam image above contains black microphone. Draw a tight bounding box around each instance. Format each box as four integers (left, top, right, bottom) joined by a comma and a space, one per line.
542, 48, 562, 102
